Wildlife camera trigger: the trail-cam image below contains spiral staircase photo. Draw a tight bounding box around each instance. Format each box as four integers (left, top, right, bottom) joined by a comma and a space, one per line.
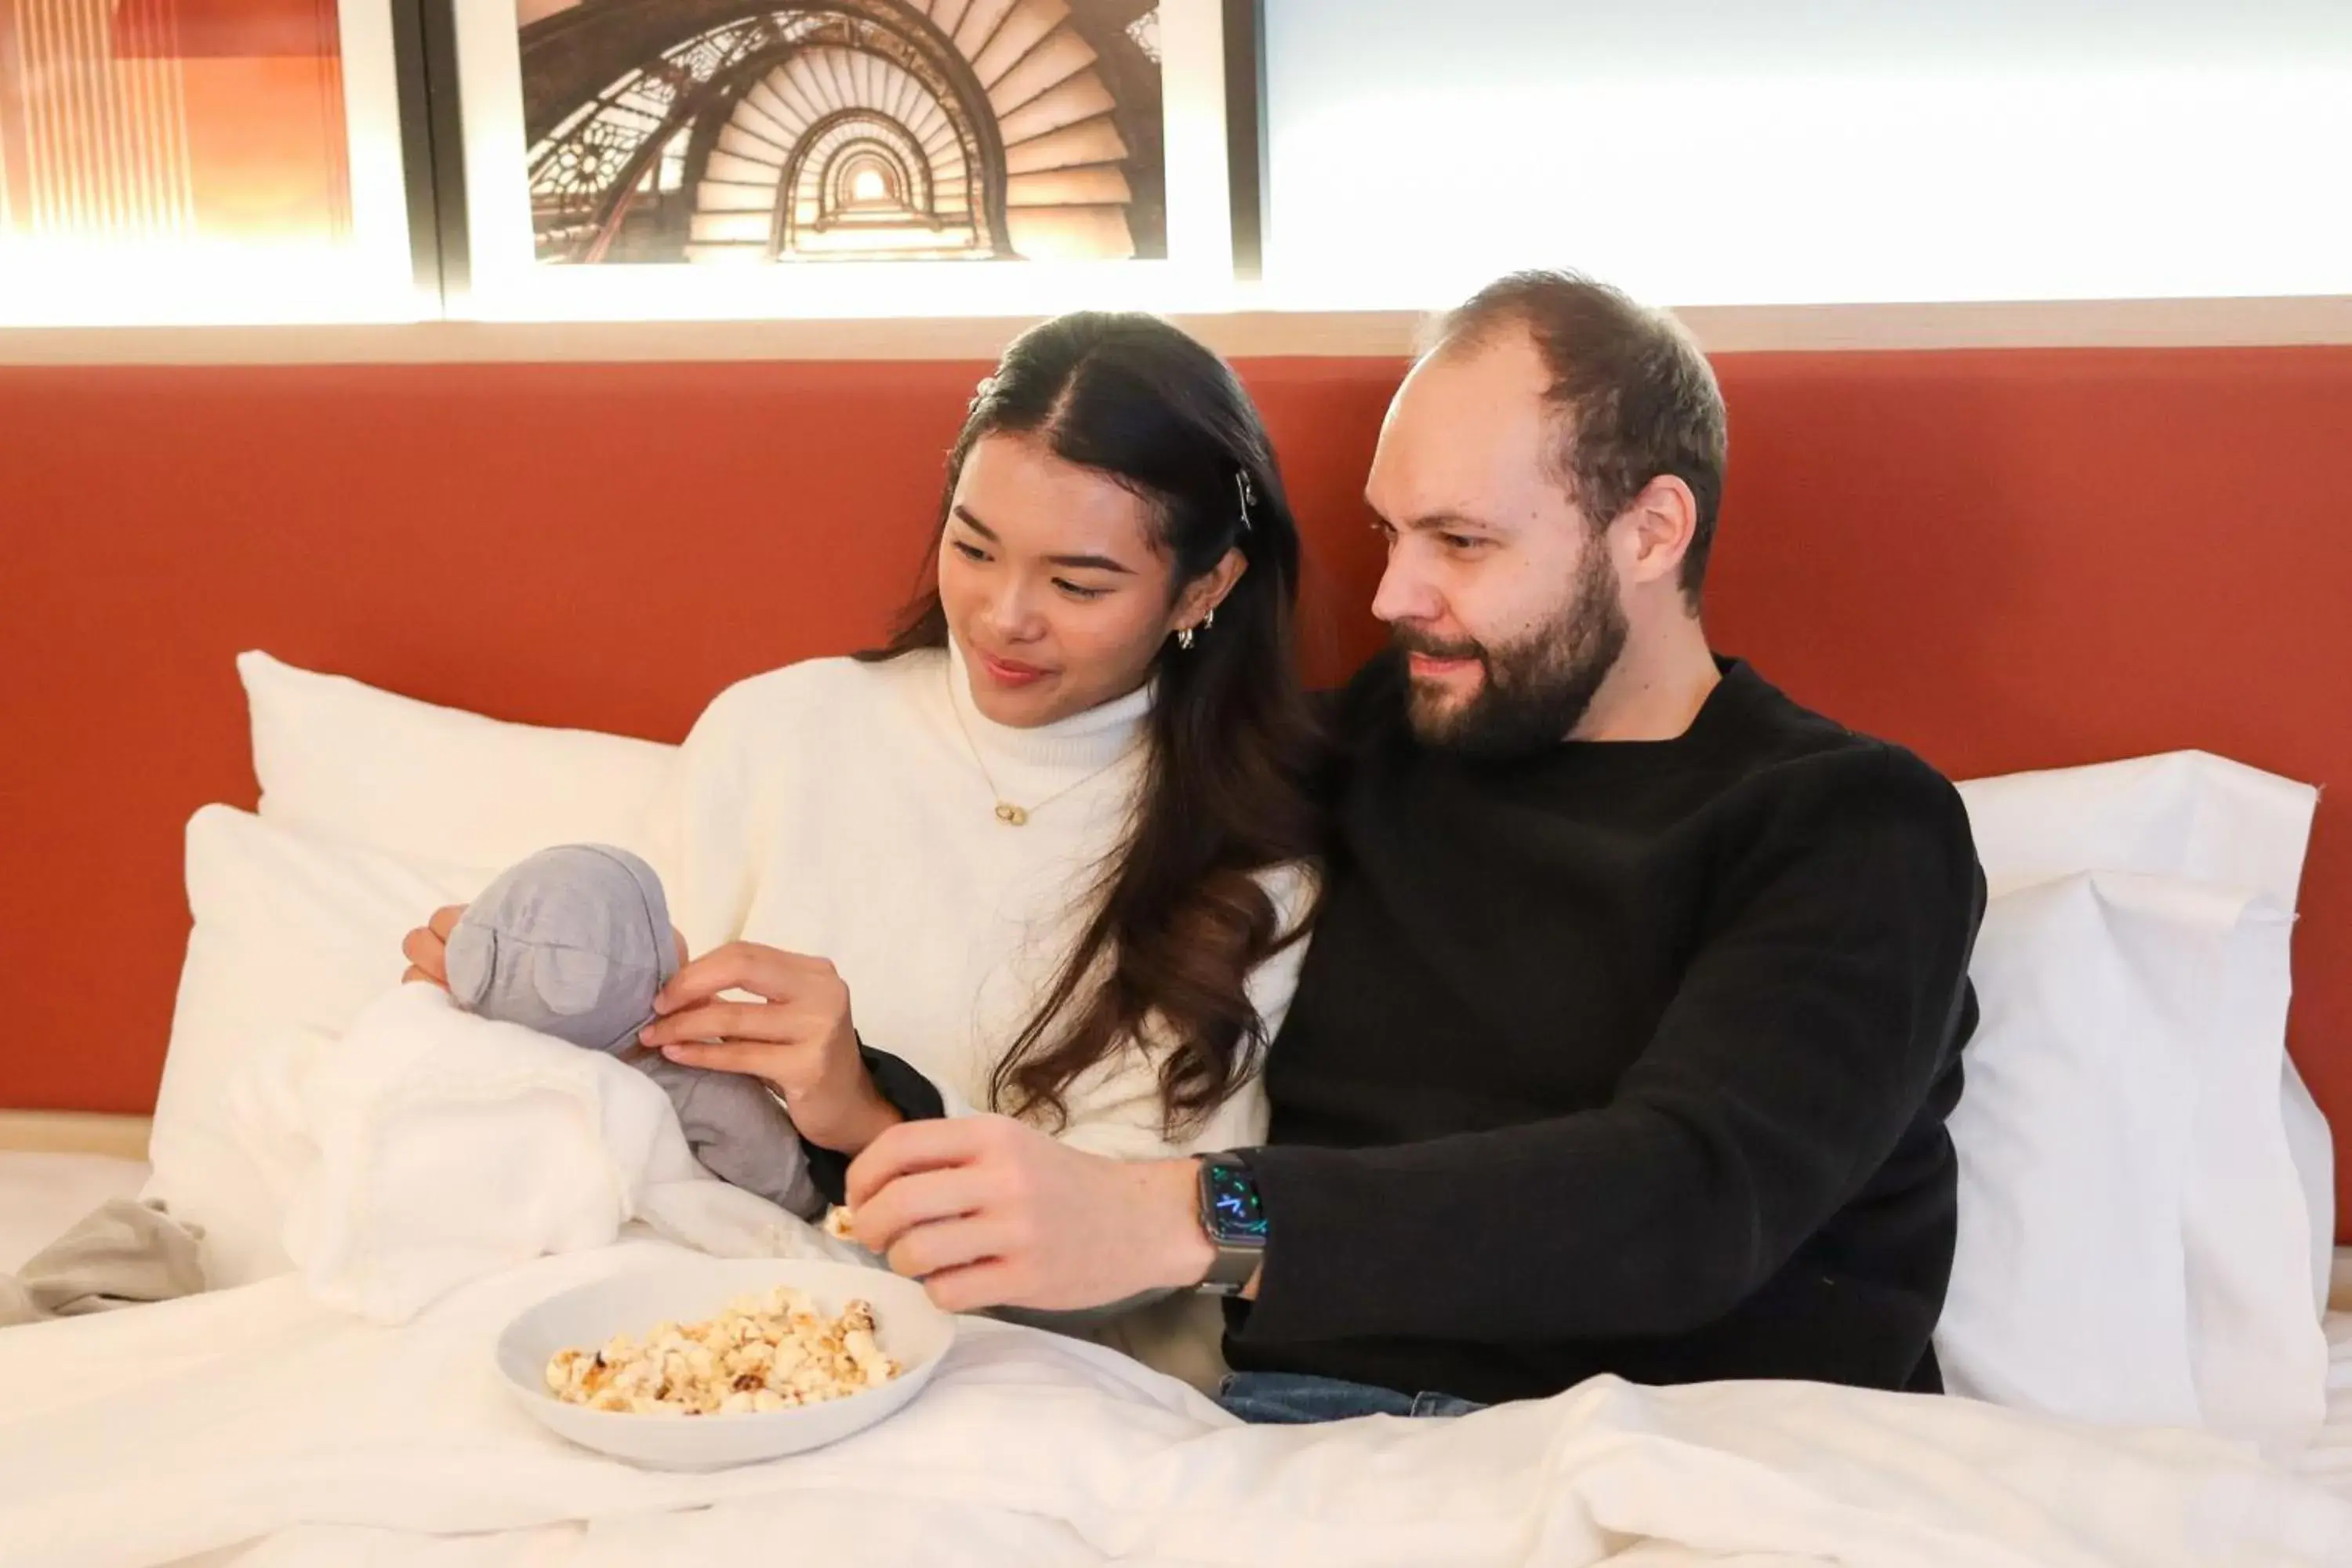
517, 0, 1167, 265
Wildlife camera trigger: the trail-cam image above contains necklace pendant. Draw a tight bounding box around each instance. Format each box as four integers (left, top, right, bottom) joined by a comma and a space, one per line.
994, 801, 1029, 827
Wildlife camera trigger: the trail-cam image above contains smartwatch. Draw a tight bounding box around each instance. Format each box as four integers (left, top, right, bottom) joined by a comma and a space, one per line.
1195, 1152, 1268, 1296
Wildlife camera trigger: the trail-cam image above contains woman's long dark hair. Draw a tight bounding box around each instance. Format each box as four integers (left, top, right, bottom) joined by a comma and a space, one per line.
858, 312, 1322, 1137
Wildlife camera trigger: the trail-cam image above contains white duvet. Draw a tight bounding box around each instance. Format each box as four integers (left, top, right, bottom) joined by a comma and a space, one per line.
5, 989, 2349, 1568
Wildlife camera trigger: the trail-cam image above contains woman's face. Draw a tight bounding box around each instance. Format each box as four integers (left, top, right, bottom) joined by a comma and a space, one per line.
939, 431, 1237, 728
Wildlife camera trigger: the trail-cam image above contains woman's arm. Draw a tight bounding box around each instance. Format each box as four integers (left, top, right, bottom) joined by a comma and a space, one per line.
960, 867, 1308, 1346
848, 861, 1314, 1162
1059, 860, 1314, 1160
665, 679, 768, 960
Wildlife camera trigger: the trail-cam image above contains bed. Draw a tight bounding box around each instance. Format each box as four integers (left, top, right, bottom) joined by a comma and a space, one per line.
6, 347, 2352, 1564
3, 688, 2347, 1568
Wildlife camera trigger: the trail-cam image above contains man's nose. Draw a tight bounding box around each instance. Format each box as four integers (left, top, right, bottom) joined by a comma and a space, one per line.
1371, 553, 1442, 626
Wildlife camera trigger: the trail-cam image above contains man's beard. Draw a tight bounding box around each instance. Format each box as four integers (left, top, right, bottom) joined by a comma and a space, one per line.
1393, 546, 1629, 758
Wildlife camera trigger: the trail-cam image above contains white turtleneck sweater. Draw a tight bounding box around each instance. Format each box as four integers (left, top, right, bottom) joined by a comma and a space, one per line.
670, 644, 1310, 1164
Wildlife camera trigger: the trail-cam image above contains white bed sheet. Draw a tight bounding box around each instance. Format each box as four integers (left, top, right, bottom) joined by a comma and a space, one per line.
121, 1315, 2352, 1567
0, 1152, 151, 1273
2, 1132, 2347, 1566
0, 1237, 2341, 1568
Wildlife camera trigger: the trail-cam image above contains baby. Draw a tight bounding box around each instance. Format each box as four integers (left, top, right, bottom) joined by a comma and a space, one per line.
443, 844, 823, 1220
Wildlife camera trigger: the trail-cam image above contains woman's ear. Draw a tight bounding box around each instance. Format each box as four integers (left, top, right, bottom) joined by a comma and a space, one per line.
1171, 546, 1248, 633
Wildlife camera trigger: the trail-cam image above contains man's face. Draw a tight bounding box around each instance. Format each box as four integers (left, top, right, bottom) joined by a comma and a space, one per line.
1364, 330, 1628, 757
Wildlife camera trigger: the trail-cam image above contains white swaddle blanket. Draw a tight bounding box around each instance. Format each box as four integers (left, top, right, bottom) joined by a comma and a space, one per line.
225, 982, 853, 1323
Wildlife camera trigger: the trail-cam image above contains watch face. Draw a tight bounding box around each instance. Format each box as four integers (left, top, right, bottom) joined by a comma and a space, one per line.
1204, 1160, 1269, 1246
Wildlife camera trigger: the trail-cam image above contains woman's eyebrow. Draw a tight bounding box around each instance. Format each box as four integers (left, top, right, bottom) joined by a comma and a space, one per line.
953, 506, 1135, 574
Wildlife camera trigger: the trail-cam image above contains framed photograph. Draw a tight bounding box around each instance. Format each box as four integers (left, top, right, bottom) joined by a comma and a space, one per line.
0, 0, 423, 325
439, 0, 1256, 319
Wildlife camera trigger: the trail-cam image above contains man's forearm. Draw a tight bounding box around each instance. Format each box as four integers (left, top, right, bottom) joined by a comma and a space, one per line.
1138, 1157, 1221, 1292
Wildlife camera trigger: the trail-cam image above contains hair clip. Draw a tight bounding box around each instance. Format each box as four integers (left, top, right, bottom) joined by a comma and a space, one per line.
1236, 470, 1257, 532
967, 375, 997, 414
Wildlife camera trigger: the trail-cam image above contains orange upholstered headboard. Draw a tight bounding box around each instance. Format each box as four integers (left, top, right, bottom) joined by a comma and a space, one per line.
4, 346, 2348, 1230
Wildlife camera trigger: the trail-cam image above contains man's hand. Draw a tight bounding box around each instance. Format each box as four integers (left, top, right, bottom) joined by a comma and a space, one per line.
845, 1116, 1214, 1315
637, 942, 900, 1156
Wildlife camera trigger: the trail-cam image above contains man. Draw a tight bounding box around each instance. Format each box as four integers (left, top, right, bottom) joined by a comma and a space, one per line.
845, 270, 1985, 1419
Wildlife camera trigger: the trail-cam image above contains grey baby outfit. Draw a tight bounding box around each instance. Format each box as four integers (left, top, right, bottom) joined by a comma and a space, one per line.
445, 844, 822, 1219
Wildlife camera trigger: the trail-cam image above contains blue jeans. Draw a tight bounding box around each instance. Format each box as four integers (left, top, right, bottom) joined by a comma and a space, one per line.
1215, 1370, 1486, 1425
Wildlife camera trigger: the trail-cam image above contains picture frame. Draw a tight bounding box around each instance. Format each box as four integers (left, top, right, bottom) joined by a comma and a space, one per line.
421, 0, 1264, 321
0, 0, 425, 326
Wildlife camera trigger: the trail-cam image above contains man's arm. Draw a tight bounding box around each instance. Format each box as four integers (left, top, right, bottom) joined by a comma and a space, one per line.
1233, 750, 1983, 1346
849, 749, 1980, 1333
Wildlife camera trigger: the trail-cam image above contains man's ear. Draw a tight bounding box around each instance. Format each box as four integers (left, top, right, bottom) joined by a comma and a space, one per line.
1617, 474, 1698, 590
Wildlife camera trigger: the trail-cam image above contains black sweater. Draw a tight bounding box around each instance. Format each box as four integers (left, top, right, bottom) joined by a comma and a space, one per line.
1223, 655, 1985, 1406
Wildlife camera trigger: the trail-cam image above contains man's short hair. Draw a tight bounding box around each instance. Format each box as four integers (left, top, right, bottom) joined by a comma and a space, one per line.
1429, 270, 1729, 606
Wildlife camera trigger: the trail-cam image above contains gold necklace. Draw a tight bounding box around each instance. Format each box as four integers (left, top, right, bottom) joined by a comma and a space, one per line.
945, 666, 1136, 826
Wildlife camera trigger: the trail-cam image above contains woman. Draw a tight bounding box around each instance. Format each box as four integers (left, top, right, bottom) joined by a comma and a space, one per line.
404, 312, 1320, 1381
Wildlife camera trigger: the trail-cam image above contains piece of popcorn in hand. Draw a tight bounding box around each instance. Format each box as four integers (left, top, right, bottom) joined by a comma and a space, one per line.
822, 1207, 857, 1242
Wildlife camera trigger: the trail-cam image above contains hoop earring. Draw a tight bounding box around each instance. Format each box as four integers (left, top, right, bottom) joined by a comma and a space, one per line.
1203, 609, 1215, 632
1177, 626, 1196, 652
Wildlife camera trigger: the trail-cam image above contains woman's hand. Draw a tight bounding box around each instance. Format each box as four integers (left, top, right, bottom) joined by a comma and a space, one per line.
638, 942, 902, 1156
399, 906, 467, 989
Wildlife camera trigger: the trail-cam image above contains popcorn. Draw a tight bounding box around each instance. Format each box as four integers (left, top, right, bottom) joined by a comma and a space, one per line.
544, 1286, 902, 1416
822, 1207, 858, 1242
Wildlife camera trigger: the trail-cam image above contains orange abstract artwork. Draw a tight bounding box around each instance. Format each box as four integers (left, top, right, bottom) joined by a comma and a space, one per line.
0, 0, 351, 250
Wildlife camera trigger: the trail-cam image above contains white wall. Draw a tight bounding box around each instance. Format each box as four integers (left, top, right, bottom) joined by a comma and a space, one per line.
1261, 0, 2352, 307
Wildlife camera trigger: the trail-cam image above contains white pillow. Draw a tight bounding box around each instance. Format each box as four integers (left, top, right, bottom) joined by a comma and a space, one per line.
1957, 751, 2332, 1319
1939, 872, 2203, 1428
2180, 887, 2325, 1438
1941, 864, 2327, 1439
238, 650, 679, 875
2281, 1059, 2336, 1312
1957, 750, 2318, 907
143, 806, 492, 1287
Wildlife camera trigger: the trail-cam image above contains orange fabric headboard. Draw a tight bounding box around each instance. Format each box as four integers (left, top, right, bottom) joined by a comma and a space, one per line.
4, 347, 2347, 1230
